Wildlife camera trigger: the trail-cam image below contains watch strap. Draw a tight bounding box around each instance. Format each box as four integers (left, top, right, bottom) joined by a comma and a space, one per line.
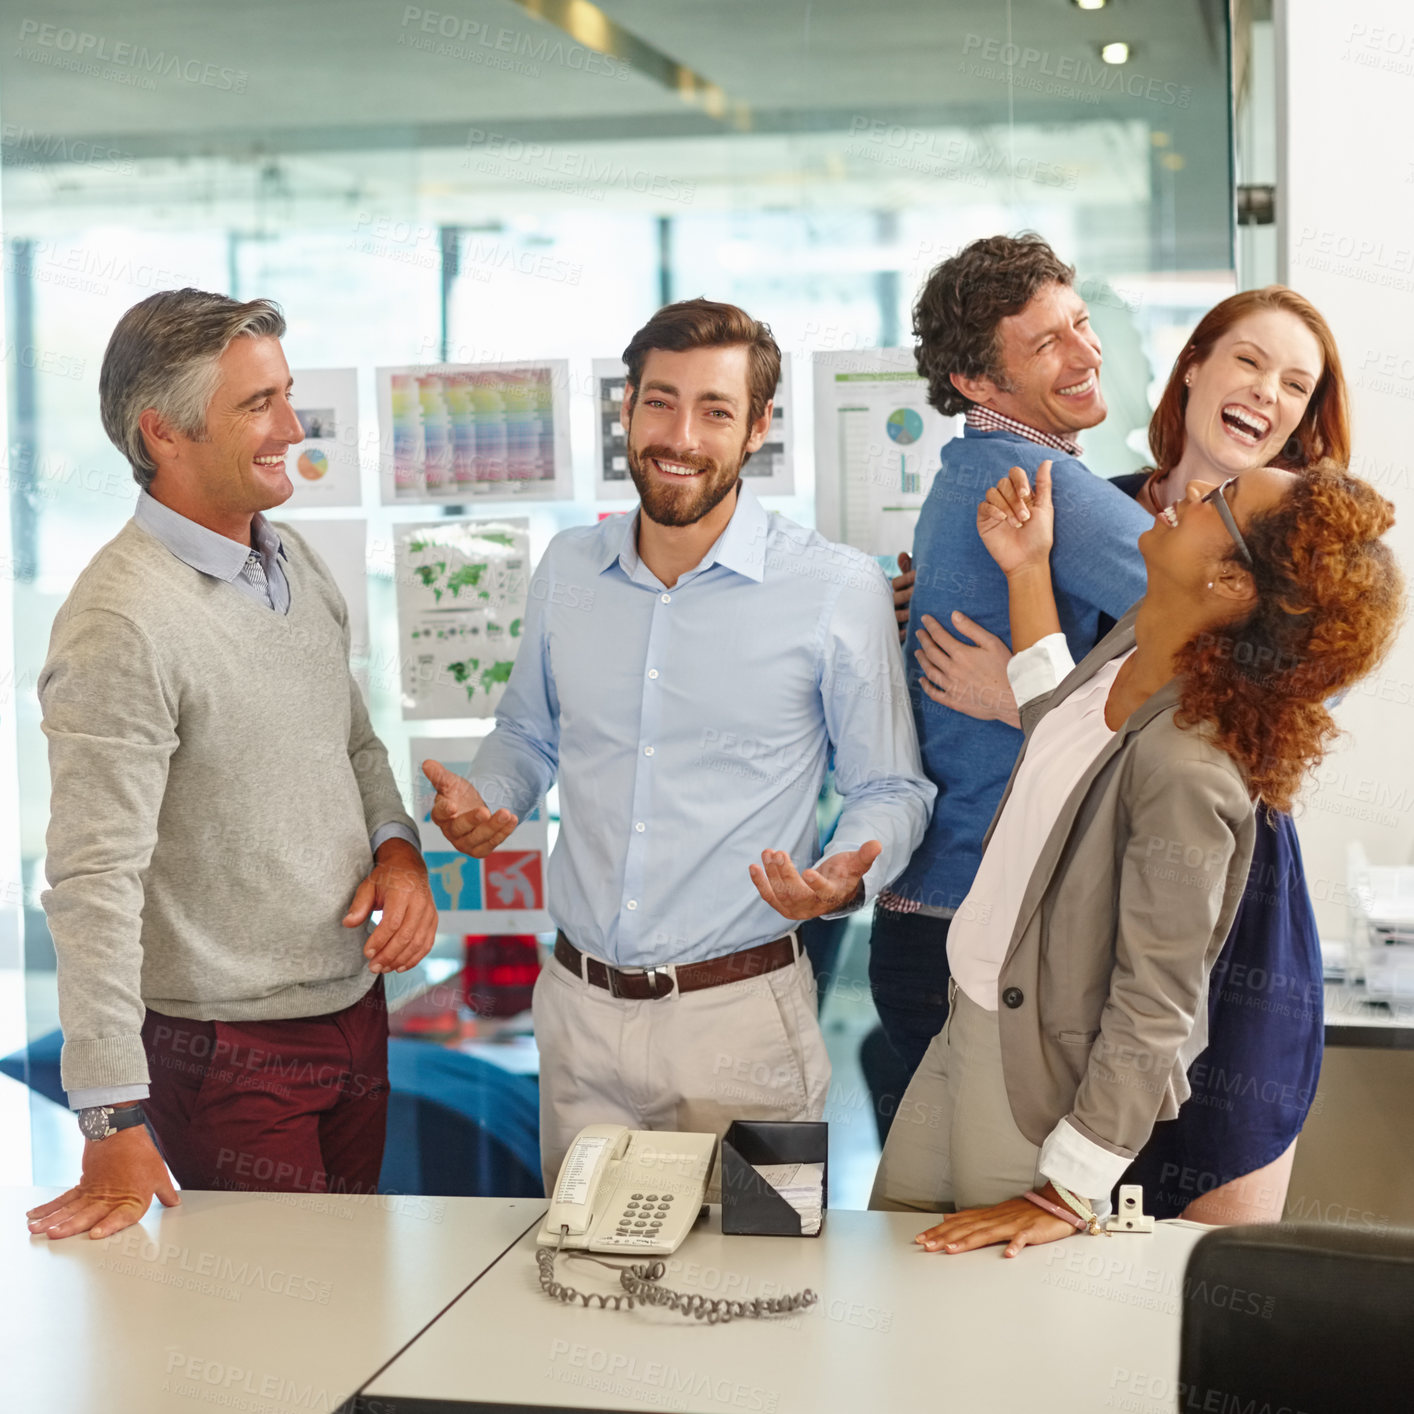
79, 1104, 146, 1140
108, 1104, 147, 1132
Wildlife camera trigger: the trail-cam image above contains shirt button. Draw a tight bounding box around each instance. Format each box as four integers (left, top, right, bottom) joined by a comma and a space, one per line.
648, 669, 659, 680
626, 900, 638, 911
1002, 987, 1025, 1009
660, 593, 671, 604
644, 746, 654, 757
635, 822, 646, 833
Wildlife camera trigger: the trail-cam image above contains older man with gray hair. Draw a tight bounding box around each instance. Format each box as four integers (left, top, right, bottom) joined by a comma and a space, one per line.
25, 288, 436, 1241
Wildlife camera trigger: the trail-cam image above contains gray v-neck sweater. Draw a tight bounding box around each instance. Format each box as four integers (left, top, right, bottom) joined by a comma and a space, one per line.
39, 519, 416, 1094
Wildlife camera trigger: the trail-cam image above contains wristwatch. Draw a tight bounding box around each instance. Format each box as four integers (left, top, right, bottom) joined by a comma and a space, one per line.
76, 1104, 147, 1143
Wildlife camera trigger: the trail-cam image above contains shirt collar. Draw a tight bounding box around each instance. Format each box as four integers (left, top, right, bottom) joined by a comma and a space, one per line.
597, 481, 768, 586
134, 490, 286, 583
964, 406, 1083, 457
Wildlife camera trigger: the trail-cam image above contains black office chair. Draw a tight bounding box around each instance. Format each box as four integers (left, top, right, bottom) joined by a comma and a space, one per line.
1179, 1223, 1414, 1414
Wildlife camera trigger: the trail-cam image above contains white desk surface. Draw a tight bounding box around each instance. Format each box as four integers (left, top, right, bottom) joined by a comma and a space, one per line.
2, 1187, 542, 1414
358, 1207, 1210, 1414
1324, 982, 1414, 1047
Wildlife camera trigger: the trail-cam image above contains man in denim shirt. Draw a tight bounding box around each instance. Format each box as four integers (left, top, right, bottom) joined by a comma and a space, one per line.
871, 234, 1151, 1095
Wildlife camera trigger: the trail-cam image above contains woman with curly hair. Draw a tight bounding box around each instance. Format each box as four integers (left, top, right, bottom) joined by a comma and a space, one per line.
1099, 288, 1351, 1226
916, 286, 1365, 1228
870, 457, 1400, 1255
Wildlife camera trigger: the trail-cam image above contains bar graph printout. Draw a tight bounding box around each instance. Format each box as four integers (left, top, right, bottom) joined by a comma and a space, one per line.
812, 350, 958, 556
377, 361, 572, 504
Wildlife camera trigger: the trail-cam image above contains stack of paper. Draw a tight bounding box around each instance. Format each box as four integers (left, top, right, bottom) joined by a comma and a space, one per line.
752, 1161, 825, 1235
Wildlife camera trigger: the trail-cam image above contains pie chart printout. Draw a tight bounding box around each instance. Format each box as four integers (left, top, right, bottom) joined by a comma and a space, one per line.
298, 448, 330, 481
886, 406, 925, 446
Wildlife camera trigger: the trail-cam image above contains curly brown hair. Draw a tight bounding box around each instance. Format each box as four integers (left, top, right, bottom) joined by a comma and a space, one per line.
912, 233, 1075, 417
1174, 462, 1403, 812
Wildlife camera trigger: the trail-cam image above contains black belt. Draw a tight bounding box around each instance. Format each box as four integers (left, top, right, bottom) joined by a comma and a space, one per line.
553, 930, 797, 1000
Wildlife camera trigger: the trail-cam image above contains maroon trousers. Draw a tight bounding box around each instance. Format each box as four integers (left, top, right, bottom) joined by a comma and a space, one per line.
140, 980, 389, 1195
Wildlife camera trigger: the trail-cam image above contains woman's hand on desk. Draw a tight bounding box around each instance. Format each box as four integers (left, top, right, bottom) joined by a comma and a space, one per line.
26, 1123, 179, 1241
914, 1194, 1076, 1258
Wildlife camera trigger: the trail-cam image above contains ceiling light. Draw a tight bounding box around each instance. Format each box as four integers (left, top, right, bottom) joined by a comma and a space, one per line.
1073, 0, 1107, 10
1100, 42, 1130, 65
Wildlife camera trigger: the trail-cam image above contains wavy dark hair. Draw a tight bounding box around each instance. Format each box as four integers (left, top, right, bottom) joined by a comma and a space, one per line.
912, 233, 1074, 417
1175, 462, 1403, 812
621, 297, 780, 427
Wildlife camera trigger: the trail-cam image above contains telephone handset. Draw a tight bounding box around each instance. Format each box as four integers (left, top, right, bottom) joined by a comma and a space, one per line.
538, 1124, 715, 1256
536, 1124, 818, 1322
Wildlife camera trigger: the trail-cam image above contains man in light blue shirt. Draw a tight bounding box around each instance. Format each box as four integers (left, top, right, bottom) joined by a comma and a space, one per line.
424, 299, 935, 1189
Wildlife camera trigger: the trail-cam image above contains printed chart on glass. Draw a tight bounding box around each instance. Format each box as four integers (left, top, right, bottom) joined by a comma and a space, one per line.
812, 349, 959, 556
592, 353, 795, 499
394, 518, 530, 719
376, 360, 571, 504
410, 736, 550, 935
285, 368, 361, 507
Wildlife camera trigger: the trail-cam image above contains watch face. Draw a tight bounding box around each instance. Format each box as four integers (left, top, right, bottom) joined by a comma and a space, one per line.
78, 1108, 110, 1142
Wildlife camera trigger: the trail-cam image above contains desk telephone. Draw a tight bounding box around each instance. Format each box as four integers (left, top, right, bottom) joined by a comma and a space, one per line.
535, 1124, 818, 1322
538, 1124, 715, 1255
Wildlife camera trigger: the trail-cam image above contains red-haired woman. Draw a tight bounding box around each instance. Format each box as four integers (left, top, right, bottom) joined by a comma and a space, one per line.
1099, 288, 1347, 1222
872, 459, 1400, 1253
906, 286, 1385, 1232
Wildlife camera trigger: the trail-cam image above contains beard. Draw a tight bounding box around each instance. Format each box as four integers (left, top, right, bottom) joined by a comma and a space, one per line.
626, 436, 747, 528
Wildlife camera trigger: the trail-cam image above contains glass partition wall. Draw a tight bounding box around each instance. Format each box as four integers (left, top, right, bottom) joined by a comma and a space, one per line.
0, 0, 1234, 1184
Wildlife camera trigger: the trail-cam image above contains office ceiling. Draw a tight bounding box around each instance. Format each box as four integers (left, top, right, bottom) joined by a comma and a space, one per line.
0, 0, 1228, 154
0, 0, 1231, 262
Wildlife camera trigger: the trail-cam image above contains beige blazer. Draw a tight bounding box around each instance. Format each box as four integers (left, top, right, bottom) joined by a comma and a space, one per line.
990, 608, 1256, 1167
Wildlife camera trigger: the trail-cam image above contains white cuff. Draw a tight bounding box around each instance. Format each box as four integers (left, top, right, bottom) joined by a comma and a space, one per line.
1038, 1117, 1130, 1214
371, 822, 421, 855
1006, 633, 1075, 708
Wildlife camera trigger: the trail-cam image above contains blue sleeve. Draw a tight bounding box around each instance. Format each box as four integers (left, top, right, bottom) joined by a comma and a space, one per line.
1046, 458, 1151, 620
467, 545, 560, 817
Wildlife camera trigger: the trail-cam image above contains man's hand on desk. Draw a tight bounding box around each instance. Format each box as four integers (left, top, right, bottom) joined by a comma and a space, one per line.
26, 1118, 179, 1240
344, 837, 438, 975
748, 842, 882, 921
422, 759, 519, 859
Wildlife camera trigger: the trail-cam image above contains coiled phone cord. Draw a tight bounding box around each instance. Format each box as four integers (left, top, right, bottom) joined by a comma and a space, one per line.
537, 1236, 818, 1323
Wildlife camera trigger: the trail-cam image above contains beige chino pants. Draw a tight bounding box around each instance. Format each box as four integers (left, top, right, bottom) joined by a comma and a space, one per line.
531, 937, 831, 1197
869, 978, 1042, 1213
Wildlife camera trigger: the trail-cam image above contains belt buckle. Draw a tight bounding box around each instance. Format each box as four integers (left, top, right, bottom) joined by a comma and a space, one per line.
609, 965, 670, 1000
